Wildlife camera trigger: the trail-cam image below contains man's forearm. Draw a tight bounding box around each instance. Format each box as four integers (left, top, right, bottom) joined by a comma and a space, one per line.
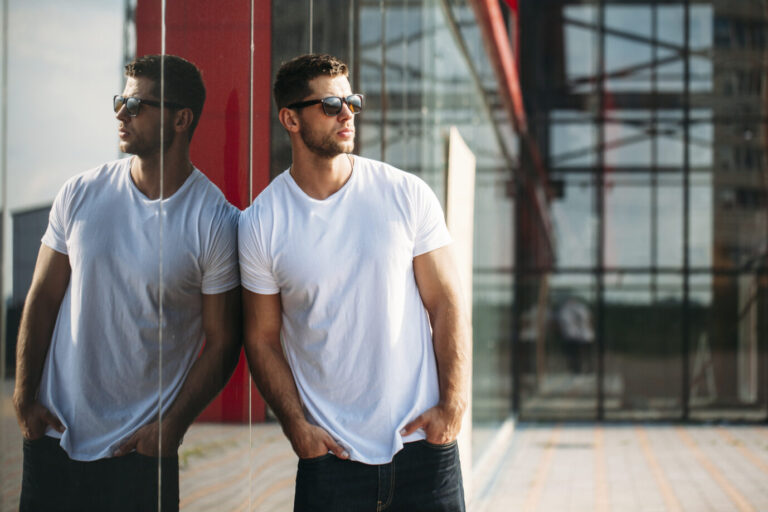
161, 340, 241, 439
161, 288, 242, 441
431, 300, 471, 415
14, 295, 62, 409
247, 341, 308, 435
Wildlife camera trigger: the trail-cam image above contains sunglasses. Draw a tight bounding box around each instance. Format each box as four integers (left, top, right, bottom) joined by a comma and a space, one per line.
113, 95, 185, 117
286, 94, 364, 116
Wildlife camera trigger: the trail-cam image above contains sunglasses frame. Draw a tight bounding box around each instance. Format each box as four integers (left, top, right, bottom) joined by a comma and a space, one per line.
286, 94, 365, 116
113, 95, 186, 117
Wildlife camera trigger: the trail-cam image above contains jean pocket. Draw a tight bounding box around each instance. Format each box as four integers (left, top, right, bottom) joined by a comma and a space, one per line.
23, 436, 48, 446
422, 439, 458, 450
298, 452, 335, 464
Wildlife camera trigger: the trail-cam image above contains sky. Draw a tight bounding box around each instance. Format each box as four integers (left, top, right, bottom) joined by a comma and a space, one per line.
4, 0, 125, 211
1, 0, 125, 295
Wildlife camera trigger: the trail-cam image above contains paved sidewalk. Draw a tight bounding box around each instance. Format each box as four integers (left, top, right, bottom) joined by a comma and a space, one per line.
3, 391, 768, 511
472, 422, 768, 512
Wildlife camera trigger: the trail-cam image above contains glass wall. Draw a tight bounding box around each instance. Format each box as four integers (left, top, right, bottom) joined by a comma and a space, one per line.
1, 0, 130, 507
519, 0, 768, 420
1, 0, 519, 509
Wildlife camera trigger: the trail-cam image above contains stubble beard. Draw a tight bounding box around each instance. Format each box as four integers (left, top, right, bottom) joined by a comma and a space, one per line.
299, 123, 354, 159
120, 124, 175, 158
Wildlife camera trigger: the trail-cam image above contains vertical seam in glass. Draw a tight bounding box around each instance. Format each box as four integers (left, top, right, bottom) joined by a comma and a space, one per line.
650, 4, 659, 304
158, 2, 167, 509
348, 0, 355, 93
0, 0, 8, 382
309, 0, 313, 54
248, 0, 255, 508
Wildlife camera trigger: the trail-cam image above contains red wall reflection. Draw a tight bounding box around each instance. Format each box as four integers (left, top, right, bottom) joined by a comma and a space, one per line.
136, 1, 272, 422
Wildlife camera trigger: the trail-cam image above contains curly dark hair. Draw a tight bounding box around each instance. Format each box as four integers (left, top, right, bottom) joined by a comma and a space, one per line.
124, 54, 206, 139
273, 54, 349, 110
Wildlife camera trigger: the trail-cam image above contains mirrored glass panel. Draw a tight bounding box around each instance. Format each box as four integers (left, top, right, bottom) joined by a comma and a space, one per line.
603, 273, 683, 419
519, 273, 598, 420
689, 273, 768, 421
2, 0, 128, 508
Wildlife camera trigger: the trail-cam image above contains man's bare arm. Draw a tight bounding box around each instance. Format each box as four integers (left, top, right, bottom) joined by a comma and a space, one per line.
13, 245, 71, 439
115, 287, 242, 457
242, 289, 348, 459
401, 245, 471, 444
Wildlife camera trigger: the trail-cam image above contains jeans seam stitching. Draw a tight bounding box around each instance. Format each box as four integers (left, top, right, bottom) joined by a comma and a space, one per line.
384, 461, 396, 509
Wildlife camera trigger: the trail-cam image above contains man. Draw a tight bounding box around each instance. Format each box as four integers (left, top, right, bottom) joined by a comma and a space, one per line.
239, 53, 470, 511
13, 54, 241, 511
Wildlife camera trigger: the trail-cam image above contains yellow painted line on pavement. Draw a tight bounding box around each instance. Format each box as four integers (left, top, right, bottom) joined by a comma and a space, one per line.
522, 424, 561, 512
717, 428, 768, 476
676, 427, 756, 512
635, 427, 682, 512
594, 427, 609, 512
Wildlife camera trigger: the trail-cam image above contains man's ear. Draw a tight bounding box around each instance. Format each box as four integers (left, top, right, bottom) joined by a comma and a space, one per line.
278, 107, 301, 133
174, 108, 193, 133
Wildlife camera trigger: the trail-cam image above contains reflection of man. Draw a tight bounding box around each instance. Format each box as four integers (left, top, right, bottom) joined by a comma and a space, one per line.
13, 55, 241, 511
557, 297, 594, 373
240, 54, 470, 511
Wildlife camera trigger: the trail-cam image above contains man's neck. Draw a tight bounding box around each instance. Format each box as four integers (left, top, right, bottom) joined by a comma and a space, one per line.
289, 152, 354, 200
130, 150, 193, 200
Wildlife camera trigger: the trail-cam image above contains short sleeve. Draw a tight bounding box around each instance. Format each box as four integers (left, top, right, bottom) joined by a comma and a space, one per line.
41, 180, 74, 255
411, 177, 453, 257
201, 204, 240, 295
238, 204, 280, 294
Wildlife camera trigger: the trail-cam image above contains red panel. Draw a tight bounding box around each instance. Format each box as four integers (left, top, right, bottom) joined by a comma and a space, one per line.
135, 1, 272, 422
503, 0, 518, 10
469, 0, 555, 266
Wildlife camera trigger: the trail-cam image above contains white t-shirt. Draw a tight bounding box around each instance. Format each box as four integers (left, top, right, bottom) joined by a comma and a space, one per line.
38, 157, 240, 461
239, 155, 452, 464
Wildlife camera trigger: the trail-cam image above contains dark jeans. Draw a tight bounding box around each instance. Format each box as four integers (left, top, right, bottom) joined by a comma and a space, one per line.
294, 439, 465, 512
20, 435, 179, 512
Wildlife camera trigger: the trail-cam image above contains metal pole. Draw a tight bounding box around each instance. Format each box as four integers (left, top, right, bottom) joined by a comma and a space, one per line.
596, 0, 606, 421
682, 0, 691, 421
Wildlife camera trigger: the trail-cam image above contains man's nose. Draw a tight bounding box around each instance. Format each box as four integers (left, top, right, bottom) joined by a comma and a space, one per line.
337, 101, 354, 120
115, 104, 130, 121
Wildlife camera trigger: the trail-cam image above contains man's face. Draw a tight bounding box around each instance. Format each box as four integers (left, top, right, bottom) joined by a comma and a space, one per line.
296, 74, 356, 158
116, 76, 175, 157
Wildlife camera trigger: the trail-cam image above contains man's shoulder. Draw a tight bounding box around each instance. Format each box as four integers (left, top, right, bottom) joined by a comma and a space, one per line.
356, 156, 428, 191
243, 171, 290, 214
65, 157, 130, 189
254, 170, 291, 201
54, 158, 130, 204
187, 169, 236, 207
239, 172, 294, 237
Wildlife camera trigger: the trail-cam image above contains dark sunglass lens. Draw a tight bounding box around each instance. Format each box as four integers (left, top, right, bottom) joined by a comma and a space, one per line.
347, 95, 363, 113
125, 97, 141, 116
113, 96, 124, 113
322, 97, 343, 115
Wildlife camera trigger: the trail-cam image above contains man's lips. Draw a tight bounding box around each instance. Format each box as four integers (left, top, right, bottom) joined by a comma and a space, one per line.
337, 127, 355, 138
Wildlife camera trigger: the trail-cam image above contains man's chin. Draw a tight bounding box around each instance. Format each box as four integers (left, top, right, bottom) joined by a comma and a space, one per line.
338, 141, 355, 155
